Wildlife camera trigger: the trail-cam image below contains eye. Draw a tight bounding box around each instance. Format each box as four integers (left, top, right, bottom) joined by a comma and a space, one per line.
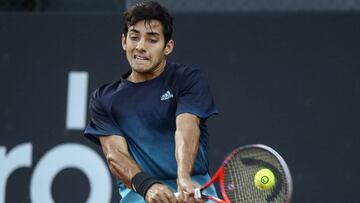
129, 36, 139, 41
149, 38, 158, 43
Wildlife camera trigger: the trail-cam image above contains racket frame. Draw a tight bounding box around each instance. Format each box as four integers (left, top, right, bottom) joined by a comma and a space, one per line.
199, 144, 293, 203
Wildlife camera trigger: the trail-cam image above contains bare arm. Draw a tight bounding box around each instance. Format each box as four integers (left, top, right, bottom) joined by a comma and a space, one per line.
175, 113, 200, 179
175, 113, 204, 203
99, 135, 177, 203
99, 135, 140, 188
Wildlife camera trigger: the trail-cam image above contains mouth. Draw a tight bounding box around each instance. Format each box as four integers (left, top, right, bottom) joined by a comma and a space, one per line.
134, 55, 149, 61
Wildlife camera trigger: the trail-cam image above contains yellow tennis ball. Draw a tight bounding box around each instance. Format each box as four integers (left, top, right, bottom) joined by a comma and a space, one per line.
254, 168, 275, 190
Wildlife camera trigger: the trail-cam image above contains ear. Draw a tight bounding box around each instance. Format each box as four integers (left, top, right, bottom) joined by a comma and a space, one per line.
164, 39, 174, 56
121, 34, 126, 51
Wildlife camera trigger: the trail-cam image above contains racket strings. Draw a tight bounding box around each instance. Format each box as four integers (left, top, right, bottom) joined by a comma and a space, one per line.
222, 148, 289, 203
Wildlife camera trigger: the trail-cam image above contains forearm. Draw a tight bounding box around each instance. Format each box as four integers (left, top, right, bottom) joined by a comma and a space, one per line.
105, 148, 141, 188
99, 135, 141, 188
100, 136, 175, 202
175, 113, 200, 179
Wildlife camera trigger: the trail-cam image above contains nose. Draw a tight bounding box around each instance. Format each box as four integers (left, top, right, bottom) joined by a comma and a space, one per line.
135, 38, 146, 51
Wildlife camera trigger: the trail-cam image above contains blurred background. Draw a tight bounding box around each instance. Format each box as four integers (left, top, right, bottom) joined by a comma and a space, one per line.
1, 0, 359, 202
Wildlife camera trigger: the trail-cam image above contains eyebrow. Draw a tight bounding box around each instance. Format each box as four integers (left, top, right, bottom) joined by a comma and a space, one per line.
129, 28, 161, 37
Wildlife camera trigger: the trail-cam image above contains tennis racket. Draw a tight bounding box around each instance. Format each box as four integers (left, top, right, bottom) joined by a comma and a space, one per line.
175, 144, 292, 203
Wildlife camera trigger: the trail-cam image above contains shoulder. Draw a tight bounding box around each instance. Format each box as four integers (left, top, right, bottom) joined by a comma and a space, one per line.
168, 61, 202, 78
90, 80, 122, 102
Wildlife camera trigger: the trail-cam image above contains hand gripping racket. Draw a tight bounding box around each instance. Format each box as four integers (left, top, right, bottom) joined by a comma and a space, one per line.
176, 144, 293, 203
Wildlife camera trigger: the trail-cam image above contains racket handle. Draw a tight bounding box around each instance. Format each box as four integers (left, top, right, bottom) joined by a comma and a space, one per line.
174, 188, 202, 199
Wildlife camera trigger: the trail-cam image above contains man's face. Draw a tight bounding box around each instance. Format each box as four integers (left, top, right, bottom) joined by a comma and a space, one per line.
122, 19, 174, 74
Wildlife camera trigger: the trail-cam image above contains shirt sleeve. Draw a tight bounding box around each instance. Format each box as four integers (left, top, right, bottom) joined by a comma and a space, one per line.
176, 67, 219, 120
84, 89, 122, 145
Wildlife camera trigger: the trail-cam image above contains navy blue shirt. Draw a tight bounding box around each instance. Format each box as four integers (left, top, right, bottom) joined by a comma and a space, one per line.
84, 61, 218, 180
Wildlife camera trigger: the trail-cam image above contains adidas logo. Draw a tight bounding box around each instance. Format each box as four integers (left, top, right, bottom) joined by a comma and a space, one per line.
161, 90, 174, 101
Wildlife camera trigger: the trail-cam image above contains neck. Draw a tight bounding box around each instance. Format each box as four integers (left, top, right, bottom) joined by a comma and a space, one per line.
129, 60, 167, 83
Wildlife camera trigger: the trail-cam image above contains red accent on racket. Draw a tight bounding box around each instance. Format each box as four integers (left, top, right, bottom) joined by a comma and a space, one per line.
176, 144, 293, 203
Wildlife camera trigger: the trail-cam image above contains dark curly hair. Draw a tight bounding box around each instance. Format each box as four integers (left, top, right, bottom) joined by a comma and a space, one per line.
123, 1, 173, 44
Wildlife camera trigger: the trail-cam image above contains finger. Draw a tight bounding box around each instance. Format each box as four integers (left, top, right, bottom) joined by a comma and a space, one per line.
179, 192, 186, 203
184, 193, 195, 203
175, 191, 186, 203
147, 193, 166, 203
148, 197, 162, 203
161, 192, 175, 203
167, 193, 178, 203
194, 196, 205, 203
158, 196, 170, 203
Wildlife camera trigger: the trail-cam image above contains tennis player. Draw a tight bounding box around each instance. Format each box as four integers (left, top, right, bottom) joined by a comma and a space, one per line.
84, 1, 218, 202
